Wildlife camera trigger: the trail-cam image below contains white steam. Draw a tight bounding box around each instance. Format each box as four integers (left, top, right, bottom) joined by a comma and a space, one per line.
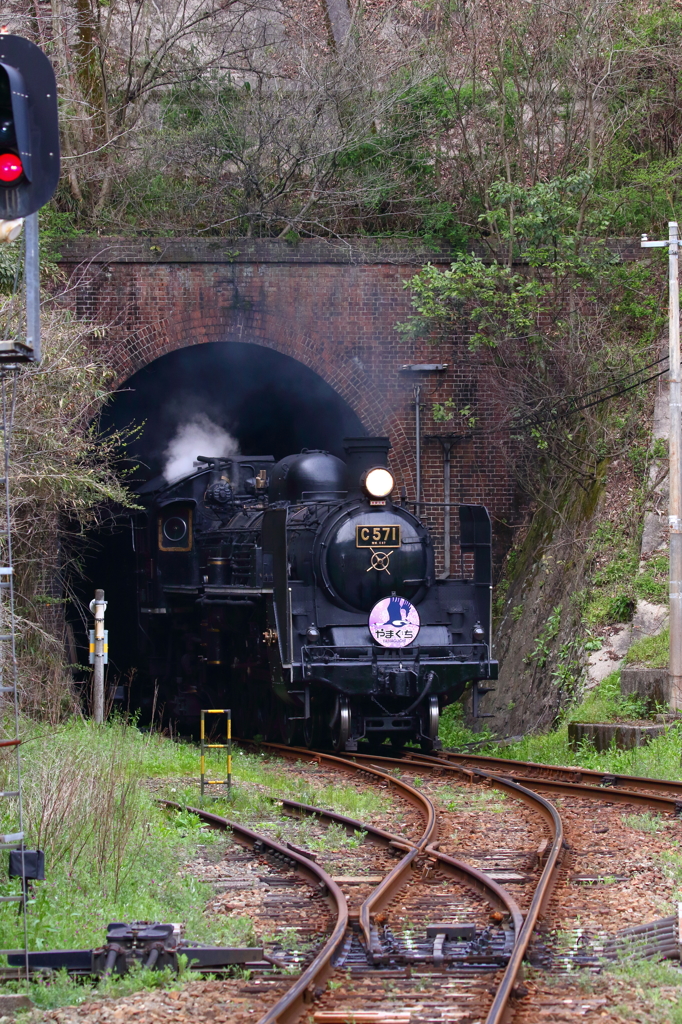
163, 414, 239, 482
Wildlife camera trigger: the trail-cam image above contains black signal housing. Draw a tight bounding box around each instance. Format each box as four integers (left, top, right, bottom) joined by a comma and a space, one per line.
0, 34, 59, 217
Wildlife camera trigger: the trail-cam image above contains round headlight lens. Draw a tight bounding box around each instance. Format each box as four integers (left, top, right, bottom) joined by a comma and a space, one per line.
163, 516, 188, 542
364, 467, 394, 498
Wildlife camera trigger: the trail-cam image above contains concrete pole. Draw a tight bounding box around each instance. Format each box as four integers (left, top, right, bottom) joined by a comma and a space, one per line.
92, 589, 105, 723
24, 213, 40, 364
668, 222, 682, 711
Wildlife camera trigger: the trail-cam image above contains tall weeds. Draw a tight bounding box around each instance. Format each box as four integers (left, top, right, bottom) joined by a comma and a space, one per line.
0, 719, 231, 953
0, 721, 144, 898
0, 255, 136, 722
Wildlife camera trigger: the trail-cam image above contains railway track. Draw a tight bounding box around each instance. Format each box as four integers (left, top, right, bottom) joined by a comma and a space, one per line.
410, 748, 682, 810
160, 742, 681, 1024
214, 742, 564, 1024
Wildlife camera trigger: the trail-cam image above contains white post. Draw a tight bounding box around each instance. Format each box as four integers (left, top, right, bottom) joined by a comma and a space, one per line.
668, 222, 682, 712
91, 589, 106, 723
642, 224, 682, 712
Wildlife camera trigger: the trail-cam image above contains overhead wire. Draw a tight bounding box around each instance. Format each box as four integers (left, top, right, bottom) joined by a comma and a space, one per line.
514, 354, 669, 429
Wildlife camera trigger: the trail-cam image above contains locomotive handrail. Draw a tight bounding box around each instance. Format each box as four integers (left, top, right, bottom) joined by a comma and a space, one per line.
301, 642, 491, 667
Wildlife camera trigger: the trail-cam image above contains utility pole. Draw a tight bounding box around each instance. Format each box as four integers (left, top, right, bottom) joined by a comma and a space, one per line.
89, 590, 107, 723
642, 222, 681, 711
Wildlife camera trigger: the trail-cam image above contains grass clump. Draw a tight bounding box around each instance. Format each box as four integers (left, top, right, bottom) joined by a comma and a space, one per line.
582, 543, 668, 628
624, 628, 669, 669
498, 720, 682, 780
0, 718, 253, 957
0, 717, 398, 1007
565, 671, 649, 723
439, 699, 494, 749
607, 958, 682, 1024
0, 961, 193, 1012
439, 785, 507, 814
621, 811, 666, 834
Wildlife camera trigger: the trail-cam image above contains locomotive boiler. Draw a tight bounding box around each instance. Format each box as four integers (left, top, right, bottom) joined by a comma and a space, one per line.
133, 437, 497, 751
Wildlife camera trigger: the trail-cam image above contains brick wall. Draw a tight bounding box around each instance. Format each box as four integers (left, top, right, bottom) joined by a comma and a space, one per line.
56, 237, 540, 573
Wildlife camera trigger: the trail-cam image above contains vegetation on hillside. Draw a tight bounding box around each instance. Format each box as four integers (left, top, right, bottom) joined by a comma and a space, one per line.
2, 0, 680, 243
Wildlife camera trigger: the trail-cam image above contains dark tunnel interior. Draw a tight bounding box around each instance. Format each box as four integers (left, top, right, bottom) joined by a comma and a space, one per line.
74, 341, 366, 705
103, 341, 365, 481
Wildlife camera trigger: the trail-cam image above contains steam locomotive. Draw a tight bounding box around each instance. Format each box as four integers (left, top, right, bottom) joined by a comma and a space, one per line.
133, 437, 497, 751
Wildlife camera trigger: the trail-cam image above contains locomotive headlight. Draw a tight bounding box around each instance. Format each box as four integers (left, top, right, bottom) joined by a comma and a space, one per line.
472, 622, 486, 643
363, 467, 394, 498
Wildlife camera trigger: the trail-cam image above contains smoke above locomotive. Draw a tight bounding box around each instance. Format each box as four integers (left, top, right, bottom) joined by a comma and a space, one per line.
163, 415, 239, 483
133, 436, 497, 751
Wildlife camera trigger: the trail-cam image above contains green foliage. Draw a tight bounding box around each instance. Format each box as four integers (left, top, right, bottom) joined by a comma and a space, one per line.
0, 306, 140, 718
607, 591, 637, 623
583, 547, 667, 628
401, 252, 546, 350
498, 718, 682, 780
0, 962, 191, 1012
439, 699, 494, 749
0, 717, 399, 991
526, 606, 562, 668
432, 398, 476, 426
566, 670, 649, 723
621, 811, 666, 834
625, 628, 669, 669
0, 238, 20, 294
0, 719, 247, 956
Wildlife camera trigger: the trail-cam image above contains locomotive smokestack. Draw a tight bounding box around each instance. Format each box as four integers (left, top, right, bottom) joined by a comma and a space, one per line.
343, 437, 391, 494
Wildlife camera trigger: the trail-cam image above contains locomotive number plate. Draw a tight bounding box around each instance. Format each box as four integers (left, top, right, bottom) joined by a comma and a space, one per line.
356, 525, 401, 548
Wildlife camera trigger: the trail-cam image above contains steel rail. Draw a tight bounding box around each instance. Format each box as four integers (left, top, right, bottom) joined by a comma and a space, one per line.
252, 742, 439, 963
256, 744, 564, 1024
412, 749, 682, 798
339, 749, 682, 814
254, 742, 438, 847
159, 801, 348, 1024
405, 752, 682, 813
280, 797, 524, 934
346, 753, 566, 1023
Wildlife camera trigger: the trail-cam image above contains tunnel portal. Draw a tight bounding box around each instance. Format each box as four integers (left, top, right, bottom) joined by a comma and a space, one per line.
79, 341, 365, 700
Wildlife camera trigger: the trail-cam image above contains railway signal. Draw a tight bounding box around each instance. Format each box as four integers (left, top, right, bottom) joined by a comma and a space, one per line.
0, 33, 61, 367
0, 33, 60, 220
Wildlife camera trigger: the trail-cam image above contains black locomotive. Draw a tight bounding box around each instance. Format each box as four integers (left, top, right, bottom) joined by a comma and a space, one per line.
133, 437, 497, 751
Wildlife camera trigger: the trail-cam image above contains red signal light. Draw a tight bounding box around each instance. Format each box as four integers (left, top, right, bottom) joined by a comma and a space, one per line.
0, 152, 23, 183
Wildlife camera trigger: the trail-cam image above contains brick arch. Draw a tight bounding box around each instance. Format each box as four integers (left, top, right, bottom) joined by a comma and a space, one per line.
105, 307, 417, 491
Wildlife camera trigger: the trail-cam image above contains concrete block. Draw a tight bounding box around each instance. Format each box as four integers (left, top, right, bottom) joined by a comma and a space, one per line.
620, 667, 670, 710
568, 721, 666, 752
640, 512, 667, 557
0, 994, 34, 1015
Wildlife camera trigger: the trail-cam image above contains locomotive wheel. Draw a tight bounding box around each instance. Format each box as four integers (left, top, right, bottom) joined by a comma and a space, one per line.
331, 696, 351, 753
420, 694, 440, 753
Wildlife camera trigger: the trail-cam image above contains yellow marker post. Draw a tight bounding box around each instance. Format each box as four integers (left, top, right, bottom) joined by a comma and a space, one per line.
200, 709, 232, 800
